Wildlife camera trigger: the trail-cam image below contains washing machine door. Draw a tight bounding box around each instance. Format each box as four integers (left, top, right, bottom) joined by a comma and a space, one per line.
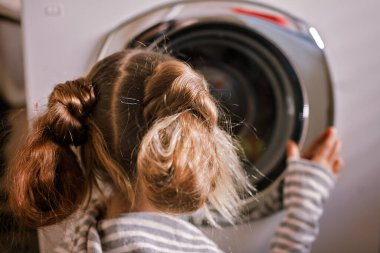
98, 0, 334, 192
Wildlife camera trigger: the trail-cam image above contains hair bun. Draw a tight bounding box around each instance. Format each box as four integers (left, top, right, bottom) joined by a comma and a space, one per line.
138, 59, 251, 220
143, 60, 218, 127
45, 78, 96, 146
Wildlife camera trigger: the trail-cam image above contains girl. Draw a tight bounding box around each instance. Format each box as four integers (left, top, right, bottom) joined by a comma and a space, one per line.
7, 49, 342, 253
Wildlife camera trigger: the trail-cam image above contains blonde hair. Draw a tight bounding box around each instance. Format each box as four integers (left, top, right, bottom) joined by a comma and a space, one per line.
7, 50, 251, 227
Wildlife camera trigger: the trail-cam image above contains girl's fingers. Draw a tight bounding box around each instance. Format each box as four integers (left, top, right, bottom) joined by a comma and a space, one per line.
302, 127, 335, 159
299, 127, 343, 176
328, 140, 342, 161
332, 157, 344, 175
287, 140, 300, 159
313, 130, 337, 160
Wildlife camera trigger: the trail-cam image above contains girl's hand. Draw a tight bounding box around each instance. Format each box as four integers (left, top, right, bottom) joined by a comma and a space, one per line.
273, 130, 341, 252
287, 127, 344, 175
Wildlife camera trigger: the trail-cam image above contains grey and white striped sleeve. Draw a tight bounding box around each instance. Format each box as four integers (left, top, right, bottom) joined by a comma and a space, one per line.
270, 158, 336, 253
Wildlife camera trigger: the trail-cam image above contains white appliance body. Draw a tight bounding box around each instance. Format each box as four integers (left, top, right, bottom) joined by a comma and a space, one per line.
22, 0, 380, 252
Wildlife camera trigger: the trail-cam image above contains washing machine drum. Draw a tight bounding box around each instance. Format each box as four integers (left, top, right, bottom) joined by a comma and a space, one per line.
98, 0, 334, 191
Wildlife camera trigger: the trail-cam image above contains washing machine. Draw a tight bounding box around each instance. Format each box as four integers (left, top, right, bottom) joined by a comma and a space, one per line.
96, 0, 334, 192
22, 0, 334, 252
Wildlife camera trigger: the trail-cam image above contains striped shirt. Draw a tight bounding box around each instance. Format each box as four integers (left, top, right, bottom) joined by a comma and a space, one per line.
55, 159, 335, 253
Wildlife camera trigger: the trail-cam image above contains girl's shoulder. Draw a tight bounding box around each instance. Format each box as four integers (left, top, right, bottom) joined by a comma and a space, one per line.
56, 200, 223, 253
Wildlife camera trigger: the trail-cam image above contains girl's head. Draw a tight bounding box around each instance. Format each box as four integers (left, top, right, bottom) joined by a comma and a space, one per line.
8, 49, 251, 227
